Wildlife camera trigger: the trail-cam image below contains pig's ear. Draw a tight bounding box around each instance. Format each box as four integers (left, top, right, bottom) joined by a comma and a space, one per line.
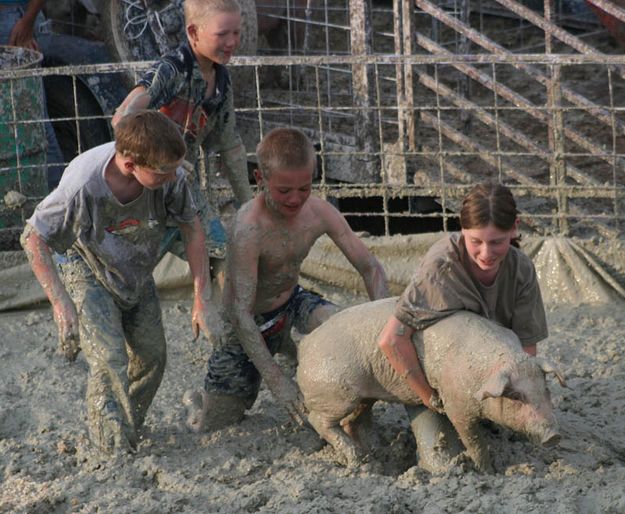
474, 370, 511, 401
535, 357, 569, 388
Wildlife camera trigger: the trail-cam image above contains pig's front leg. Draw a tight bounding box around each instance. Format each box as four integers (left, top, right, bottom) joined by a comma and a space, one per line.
308, 410, 366, 467
452, 418, 494, 474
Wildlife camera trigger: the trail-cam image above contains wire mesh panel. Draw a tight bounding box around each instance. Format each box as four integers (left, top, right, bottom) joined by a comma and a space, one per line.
3, 0, 625, 246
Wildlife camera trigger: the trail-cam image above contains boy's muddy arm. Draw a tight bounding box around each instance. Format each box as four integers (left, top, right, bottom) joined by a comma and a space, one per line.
20, 225, 80, 362
219, 144, 253, 205
112, 87, 151, 126
378, 315, 443, 412
325, 207, 390, 300
179, 218, 225, 342
355, 252, 389, 301
228, 226, 307, 424
233, 304, 308, 425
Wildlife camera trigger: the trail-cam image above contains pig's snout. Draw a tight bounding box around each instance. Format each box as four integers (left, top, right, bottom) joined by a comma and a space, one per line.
527, 421, 560, 448
540, 429, 560, 448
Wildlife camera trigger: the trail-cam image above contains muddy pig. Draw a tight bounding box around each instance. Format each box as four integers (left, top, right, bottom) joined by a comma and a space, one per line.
296, 297, 566, 473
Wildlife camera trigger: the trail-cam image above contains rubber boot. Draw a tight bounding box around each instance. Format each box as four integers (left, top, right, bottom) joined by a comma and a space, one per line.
182, 389, 248, 432
406, 405, 464, 474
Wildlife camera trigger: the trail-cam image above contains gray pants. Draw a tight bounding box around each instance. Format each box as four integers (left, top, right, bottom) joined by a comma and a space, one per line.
60, 256, 166, 453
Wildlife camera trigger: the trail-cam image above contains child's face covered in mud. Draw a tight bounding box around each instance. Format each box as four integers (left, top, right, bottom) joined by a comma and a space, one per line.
259, 166, 313, 219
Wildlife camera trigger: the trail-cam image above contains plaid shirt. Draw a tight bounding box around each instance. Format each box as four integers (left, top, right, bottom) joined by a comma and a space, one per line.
137, 41, 242, 163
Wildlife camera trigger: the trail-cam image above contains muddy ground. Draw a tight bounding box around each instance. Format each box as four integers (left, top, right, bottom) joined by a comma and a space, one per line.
1, 277, 624, 513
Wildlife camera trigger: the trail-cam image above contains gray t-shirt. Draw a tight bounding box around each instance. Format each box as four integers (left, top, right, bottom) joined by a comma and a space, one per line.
28, 142, 196, 307
395, 232, 548, 346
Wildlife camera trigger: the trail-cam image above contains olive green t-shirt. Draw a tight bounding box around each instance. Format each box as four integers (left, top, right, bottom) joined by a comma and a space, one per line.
395, 232, 548, 346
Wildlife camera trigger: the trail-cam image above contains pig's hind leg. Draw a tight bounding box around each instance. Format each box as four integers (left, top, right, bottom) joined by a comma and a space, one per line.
340, 400, 381, 450
308, 407, 367, 467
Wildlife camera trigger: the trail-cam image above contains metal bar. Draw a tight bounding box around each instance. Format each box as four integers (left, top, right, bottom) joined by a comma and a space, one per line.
607, 67, 621, 233
8, 54, 625, 82
374, 63, 391, 235
416, 32, 623, 177
314, 65, 328, 188
8, 79, 23, 194
420, 144, 474, 182
393, 0, 409, 182
584, 0, 625, 24
546, 0, 569, 234
402, 0, 417, 151
417, 71, 600, 184
492, 62, 503, 183
494, 0, 605, 54
420, 110, 540, 186
349, 0, 379, 182
415, 0, 625, 134
432, 64, 449, 231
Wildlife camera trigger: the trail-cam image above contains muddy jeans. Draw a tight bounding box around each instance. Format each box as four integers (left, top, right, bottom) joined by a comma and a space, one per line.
59, 254, 166, 453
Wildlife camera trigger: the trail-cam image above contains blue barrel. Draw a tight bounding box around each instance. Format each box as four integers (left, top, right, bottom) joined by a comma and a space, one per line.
0, 45, 47, 249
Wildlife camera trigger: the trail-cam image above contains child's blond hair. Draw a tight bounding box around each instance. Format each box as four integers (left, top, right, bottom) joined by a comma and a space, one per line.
184, 0, 241, 25
114, 110, 186, 169
256, 127, 316, 178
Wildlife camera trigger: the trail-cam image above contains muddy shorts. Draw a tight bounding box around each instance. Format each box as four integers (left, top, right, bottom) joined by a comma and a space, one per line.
204, 285, 334, 400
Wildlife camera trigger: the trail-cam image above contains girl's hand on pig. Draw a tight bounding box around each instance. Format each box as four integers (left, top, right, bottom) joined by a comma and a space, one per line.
426, 391, 445, 414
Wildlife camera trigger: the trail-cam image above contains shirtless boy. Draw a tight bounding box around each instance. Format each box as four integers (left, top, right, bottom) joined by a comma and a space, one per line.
184, 127, 390, 430
21, 111, 222, 454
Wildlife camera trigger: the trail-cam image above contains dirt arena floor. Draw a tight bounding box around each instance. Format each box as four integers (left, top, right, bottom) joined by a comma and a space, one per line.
1, 274, 624, 513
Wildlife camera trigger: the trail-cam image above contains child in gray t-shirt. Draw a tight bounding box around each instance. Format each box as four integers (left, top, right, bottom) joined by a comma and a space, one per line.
21, 111, 224, 455
378, 183, 547, 473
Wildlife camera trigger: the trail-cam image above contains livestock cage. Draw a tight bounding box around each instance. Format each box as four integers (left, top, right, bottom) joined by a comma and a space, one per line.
2, 0, 625, 249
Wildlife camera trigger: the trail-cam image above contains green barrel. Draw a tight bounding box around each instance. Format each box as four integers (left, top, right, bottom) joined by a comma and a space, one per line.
0, 45, 48, 248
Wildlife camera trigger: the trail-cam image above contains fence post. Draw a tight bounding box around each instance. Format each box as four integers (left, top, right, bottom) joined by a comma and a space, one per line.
545, 0, 569, 236
349, 0, 379, 183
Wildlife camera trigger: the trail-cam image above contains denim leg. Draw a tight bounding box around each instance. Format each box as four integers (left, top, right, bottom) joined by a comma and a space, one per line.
123, 281, 167, 428
61, 259, 138, 453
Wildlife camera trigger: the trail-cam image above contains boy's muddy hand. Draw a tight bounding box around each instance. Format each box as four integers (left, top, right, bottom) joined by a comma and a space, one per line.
60, 332, 80, 362
268, 373, 308, 426
191, 297, 226, 344
52, 297, 80, 362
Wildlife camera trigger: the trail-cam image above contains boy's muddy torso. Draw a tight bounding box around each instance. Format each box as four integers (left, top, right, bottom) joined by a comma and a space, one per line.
227, 195, 328, 315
